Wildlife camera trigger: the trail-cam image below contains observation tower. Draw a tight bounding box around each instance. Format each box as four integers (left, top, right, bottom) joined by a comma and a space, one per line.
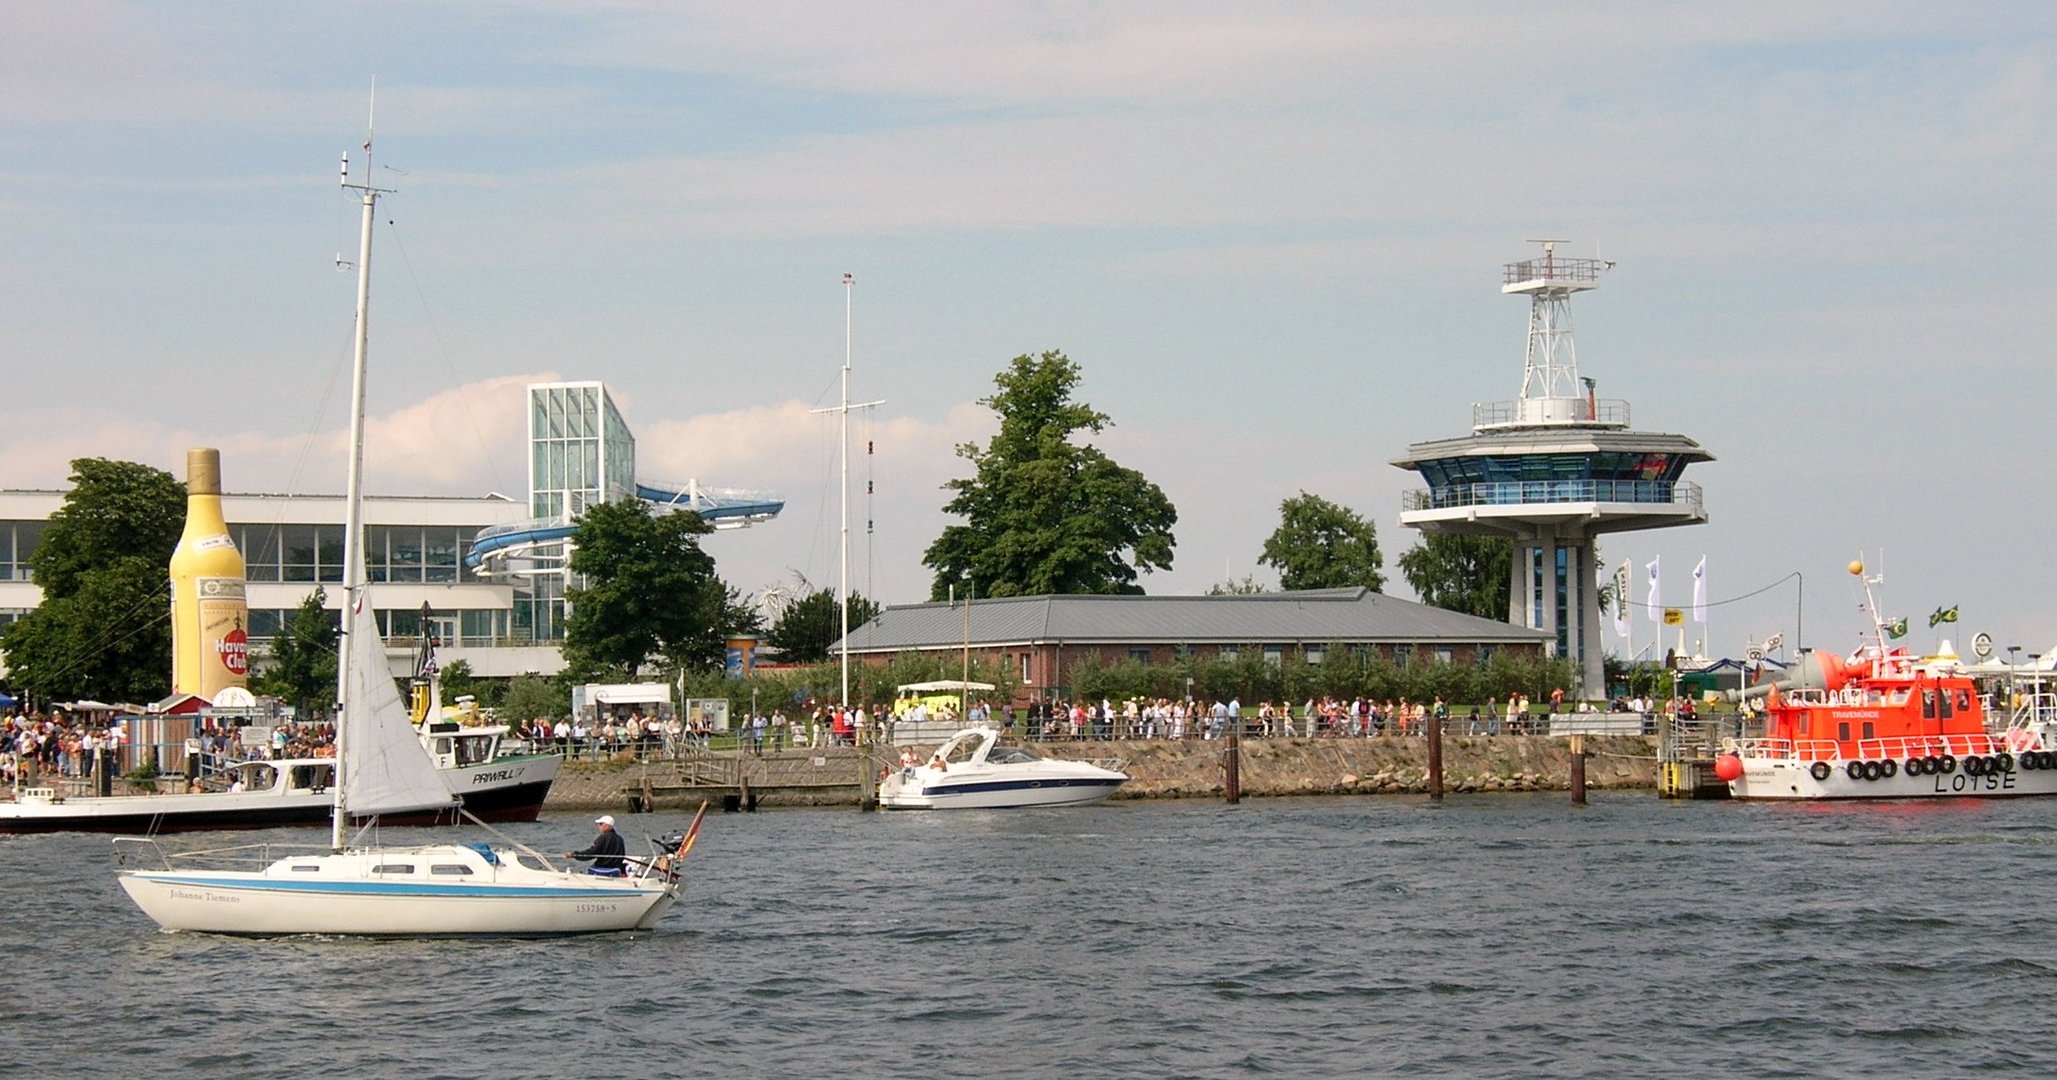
1391, 242, 1712, 699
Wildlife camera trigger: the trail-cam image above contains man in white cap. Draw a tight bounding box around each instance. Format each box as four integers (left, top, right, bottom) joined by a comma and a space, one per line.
565, 814, 627, 876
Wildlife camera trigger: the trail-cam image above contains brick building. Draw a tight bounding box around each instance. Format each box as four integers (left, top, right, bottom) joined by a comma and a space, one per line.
837, 587, 1552, 701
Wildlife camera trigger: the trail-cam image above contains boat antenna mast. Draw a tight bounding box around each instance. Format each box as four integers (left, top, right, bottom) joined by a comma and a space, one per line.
333, 79, 394, 851
1850, 550, 1889, 662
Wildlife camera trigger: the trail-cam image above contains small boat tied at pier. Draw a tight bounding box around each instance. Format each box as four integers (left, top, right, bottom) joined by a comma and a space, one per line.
1714, 559, 2057, 801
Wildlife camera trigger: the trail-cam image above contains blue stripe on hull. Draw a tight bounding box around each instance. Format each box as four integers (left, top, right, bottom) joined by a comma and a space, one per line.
130, 873, 645, 899
922, 777, 1125, 798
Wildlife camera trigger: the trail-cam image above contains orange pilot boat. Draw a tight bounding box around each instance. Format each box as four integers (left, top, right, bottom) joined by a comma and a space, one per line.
1715, 560, 2057, 801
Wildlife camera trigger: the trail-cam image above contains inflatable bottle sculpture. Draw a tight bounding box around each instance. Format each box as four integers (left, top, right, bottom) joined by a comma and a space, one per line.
169, 448, 249, 700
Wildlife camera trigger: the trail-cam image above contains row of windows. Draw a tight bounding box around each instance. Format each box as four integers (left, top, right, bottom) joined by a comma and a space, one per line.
1122, 643, 1497, 665
1415, 451, 1684, 489
247, 607, 522, 647
234, 525, 480, 585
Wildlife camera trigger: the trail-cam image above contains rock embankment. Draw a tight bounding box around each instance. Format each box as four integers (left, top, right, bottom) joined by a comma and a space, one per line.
543, 734, 1661, 811
1103, 735, 1656, 798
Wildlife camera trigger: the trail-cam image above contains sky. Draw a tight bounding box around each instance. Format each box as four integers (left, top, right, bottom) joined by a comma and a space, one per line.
4, 2, 2055, 664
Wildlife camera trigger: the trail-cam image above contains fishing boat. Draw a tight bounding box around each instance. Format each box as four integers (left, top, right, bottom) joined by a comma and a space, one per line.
1714, 559, 2057, 800
113, 121, 695, 935
878, 726, 1128, 809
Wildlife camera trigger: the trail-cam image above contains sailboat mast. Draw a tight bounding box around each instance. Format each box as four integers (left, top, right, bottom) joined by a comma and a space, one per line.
335, 94, 386, 851
839, 274, 852, 713
810, 274, 883, 721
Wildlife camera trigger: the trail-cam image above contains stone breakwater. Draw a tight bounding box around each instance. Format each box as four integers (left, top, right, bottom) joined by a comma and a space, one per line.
544, 735, 1661, 811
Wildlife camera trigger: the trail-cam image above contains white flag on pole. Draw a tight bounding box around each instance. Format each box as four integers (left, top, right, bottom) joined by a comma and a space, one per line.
1612, 559, 1631, 638
1692, 556, 1708, 624
1645, 556, 1661, 624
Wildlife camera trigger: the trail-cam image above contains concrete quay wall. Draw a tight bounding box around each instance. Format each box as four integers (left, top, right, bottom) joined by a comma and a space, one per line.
543, 735, 1662, 811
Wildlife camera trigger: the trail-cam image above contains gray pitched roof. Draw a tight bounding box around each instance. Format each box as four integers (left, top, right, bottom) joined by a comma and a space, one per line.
837, 587, 1550, 653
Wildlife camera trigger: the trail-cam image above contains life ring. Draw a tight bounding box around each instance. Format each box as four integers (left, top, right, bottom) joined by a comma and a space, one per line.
1904, 757, 1926, 776
1938, 754, 1957, 774
1995, 752, 2014, 773
1847, 760, 1867, 781
1879, 758, 1898, 779
1810, 761, 1833, 782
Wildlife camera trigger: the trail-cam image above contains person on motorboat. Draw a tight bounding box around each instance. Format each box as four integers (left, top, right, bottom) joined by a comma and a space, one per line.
565, 814, 626, 876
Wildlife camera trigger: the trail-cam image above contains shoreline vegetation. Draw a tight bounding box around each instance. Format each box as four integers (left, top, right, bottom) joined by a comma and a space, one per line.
542, 734, 1664, 810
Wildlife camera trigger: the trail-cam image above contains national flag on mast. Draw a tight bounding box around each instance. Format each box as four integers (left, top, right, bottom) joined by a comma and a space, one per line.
1929, 605, 1959, 628
1645, 556, 1661, 624
1691, 556, 1708, 624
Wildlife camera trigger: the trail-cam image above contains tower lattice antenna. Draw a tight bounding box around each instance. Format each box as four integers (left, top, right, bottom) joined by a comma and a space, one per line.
1502, 239, 1609, 421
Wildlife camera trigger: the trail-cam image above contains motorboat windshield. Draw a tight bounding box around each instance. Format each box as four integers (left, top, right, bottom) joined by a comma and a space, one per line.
984, 744, 1043, 765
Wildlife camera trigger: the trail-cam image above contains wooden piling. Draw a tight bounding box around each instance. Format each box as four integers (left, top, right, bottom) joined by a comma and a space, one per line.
1224, 730, 1241, 804
1569, 733, 1587, 805
1426, 709, 1444, 801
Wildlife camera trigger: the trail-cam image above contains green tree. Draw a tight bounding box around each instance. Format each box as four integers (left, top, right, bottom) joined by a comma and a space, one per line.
500, 674, 565, 723
924, 351, 1177, 599
1397, 534, 1513, 619
764, 585, 882, 664
562, 501, 731, 679
437, 658, 478, 704
1258, 492, 1385, 592
1207, 575, 1269, 595
252, 588, 339, 719
0, 458, 185, 703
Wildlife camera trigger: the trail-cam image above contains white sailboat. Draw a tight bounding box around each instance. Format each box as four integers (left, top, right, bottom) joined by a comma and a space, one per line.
113, 114, 693, 935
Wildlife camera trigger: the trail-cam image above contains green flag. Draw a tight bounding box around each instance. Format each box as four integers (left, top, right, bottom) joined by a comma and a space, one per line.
1886, 617, 1909, 639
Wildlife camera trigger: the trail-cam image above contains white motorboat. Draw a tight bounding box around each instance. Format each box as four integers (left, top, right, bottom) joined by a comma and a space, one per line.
878, 726, 1128, 809
113, 121, 695, 936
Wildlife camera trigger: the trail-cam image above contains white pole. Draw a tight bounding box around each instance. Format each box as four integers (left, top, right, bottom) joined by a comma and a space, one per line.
812, 274, 883, 721
840, 274, 851, 716
335, 85, 385, 851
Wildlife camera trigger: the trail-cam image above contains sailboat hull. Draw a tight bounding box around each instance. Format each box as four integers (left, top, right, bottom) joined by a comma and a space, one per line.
118, 851, 678, 936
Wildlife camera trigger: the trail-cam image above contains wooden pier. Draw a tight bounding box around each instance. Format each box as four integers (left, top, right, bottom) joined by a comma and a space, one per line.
621, 747, 873, 812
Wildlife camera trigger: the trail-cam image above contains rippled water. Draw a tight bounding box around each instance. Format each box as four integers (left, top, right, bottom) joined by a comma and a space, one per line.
6, 794, 2057, 1078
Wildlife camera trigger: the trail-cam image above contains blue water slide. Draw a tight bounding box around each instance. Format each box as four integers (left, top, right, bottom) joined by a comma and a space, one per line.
464, 482, 784, 570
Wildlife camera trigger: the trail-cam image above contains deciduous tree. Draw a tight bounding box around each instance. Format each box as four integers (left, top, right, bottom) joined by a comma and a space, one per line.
1258, 492, 1386, 592
1397, 534, 1513, 620
562, 501, 730, 679
924, 351, 1176, 598
765, 585, 882, 664
0, 458, 185, 703
252, 588, 339, 719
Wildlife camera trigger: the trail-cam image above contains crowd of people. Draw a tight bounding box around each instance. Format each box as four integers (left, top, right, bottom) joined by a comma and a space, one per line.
0, 711, 129, 786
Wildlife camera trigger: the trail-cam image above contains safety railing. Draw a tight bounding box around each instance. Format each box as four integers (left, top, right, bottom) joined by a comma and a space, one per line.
1402, 480, 1701, 512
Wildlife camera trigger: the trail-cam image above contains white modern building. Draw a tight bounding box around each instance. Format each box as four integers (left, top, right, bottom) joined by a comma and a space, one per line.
0, 381, 781, 681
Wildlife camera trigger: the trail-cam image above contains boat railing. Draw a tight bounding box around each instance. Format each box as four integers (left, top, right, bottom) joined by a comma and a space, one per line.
1859, 733, 2013, 760
1723, 737, 1844, 762
112, 836, 330, 872
2007, 692, 2057, 730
